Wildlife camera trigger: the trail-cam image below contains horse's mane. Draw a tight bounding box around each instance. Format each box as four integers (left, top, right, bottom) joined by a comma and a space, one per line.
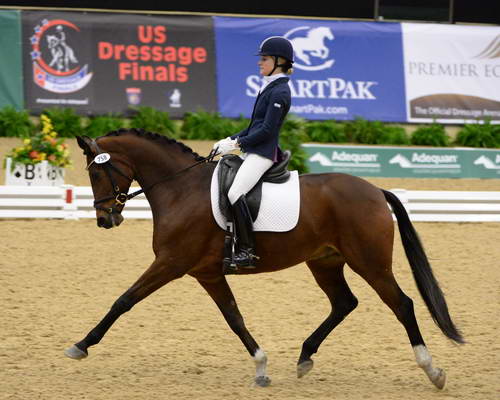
101, 128, 205, 161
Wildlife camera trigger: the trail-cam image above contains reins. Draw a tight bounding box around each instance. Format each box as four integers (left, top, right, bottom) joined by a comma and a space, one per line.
127, 148, 218, 199
90, 145, 218, 214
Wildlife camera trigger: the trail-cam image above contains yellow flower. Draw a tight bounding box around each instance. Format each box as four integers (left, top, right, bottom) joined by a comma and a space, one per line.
23, 138, 31, 145
39, 152, 47, 161
50, 131, 57, 137
56, 145, 64, 152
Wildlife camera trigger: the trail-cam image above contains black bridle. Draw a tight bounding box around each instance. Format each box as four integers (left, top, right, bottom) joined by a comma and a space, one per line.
88, 146, 218, 214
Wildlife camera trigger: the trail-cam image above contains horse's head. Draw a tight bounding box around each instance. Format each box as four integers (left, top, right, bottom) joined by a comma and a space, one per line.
311, 27, 334, 41
46, 34, 58, 49
77, 135, 135, 229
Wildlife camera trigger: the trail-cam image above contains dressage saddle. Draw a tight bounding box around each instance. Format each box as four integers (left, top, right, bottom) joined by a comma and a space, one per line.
217, 150, 291, 221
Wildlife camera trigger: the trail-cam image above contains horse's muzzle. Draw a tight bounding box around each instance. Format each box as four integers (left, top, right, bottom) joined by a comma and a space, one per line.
97, 212, 124, 229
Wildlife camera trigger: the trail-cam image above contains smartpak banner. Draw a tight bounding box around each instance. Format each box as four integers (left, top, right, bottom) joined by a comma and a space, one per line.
303, 144, 500, 178
22, 11, 217, 116
214, 17, 407, 122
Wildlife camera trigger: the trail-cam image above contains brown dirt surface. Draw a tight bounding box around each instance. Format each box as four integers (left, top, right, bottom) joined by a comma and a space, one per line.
1, 138, 499, 399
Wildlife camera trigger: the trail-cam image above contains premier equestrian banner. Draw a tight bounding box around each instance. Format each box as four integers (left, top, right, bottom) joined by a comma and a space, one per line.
22, 11, 217, 116
303, 144, 500, 178
0, 10, 23, 109
402, 23, 500, 124
214, 17, 407, 122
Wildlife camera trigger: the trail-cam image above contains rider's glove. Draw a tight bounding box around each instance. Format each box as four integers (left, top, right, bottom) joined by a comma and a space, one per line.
213, 138, 239, 155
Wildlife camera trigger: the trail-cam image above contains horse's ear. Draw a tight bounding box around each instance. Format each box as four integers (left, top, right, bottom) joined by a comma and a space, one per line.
76, 135, 95, 155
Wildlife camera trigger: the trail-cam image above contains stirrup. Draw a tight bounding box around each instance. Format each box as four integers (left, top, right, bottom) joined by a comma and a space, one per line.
222, 252, 259, 274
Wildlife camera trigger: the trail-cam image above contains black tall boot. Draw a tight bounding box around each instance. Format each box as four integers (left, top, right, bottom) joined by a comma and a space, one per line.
231, 195, 258, 269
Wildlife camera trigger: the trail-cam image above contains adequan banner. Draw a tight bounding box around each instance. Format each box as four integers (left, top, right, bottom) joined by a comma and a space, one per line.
403, 23, 500, 124
303, 143, 500, 179
214, 17, 407, 122
22, 11, 217, 116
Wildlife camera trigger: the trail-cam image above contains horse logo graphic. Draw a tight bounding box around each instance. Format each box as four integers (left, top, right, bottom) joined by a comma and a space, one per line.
168, 89, 182, 108
389, 154, 413, 168
285, 26, 335, 71
473, 155, 500, 169
46, 25, 78, 72
309, 152, 334, 166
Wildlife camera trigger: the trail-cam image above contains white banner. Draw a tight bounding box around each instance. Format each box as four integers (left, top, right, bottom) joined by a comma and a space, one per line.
403, 23, 500, 124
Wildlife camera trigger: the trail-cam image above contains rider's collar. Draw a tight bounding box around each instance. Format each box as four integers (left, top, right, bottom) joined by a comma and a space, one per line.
260, 73, 286, 92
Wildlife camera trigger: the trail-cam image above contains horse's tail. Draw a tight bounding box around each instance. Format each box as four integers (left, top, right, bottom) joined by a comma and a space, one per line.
382, 189, 464, 344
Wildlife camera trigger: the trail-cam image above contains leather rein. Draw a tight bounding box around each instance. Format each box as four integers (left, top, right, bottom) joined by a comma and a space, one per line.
88, 145, 218, 214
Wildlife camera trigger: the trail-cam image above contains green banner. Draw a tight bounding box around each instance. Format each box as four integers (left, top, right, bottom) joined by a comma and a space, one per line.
0, 10, 23, 109
303, 144, 500, 179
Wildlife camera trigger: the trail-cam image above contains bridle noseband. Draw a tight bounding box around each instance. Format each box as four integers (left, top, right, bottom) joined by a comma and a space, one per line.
87, 145, 217, 215
86, 147, 135, 214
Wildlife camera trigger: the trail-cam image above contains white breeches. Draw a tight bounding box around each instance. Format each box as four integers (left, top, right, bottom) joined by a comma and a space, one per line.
228, 153, 274, 205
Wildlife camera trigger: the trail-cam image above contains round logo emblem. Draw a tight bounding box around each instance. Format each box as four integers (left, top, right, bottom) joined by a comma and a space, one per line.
30, 18, 93, 93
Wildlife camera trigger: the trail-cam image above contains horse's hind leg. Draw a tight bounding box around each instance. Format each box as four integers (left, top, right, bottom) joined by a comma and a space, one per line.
358, 268, 446, 389
298, 255, 358, 378
197, 276, 271, 387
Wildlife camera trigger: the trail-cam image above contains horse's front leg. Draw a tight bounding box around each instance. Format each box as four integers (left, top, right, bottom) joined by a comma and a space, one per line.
65, 255, 186, 360
197, 276, 271, 387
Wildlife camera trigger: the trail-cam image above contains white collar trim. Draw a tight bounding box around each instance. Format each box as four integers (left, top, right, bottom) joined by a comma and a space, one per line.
261, 73, 287, 92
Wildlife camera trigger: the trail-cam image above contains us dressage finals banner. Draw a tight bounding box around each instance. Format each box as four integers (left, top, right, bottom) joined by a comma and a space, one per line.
21, 11, 217, 117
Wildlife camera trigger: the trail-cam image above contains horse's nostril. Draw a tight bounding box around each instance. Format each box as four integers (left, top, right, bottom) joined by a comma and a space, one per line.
97, 216, 107, 227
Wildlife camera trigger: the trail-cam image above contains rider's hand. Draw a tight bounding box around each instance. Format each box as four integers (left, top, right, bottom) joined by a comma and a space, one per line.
216, 138, 239, 155
212, 138, 227, 151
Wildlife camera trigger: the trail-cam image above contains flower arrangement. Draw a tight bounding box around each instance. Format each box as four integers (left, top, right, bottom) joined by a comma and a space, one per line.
6, 114, 72, 168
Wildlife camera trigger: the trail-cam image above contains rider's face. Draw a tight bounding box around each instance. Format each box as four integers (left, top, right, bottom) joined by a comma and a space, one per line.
258, 55, 275, 76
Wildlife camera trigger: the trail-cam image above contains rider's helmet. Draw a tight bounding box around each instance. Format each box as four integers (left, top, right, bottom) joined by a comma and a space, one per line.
257, 36, 294, 63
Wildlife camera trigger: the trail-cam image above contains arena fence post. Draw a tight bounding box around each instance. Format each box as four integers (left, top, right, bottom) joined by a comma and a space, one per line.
61, 184, 79, 220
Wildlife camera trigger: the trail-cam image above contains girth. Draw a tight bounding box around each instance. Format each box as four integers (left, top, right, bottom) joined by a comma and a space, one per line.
218, 150, 291, 222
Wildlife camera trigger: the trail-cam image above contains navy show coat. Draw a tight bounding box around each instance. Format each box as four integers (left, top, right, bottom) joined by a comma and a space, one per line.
231, 77, 291, 161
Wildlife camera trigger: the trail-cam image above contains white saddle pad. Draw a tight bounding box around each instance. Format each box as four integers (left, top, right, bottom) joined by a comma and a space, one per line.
210, 162, 300, 232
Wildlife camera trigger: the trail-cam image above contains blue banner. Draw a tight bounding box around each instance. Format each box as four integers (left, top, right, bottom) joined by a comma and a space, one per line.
214, 17, 407, 122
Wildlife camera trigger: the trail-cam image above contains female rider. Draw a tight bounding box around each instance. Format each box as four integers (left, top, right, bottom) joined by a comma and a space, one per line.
213, 36, 294, 271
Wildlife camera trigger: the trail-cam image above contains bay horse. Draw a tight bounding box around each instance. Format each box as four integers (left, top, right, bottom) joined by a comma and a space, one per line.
65, 129, 463, 389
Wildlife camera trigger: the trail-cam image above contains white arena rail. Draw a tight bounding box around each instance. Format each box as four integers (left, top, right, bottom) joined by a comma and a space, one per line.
390, 188, 500, 222
0, 185, 151, 220
0, 185, 499, 222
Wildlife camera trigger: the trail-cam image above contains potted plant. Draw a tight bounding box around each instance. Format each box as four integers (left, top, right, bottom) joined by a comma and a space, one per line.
4, 114, 72, 186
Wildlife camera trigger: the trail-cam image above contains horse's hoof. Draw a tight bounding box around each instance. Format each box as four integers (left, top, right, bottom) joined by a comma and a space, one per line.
297, 359, 314, 378
254, 375, 271, 387
431, 368, 446, 390
64, 344, 88, 360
